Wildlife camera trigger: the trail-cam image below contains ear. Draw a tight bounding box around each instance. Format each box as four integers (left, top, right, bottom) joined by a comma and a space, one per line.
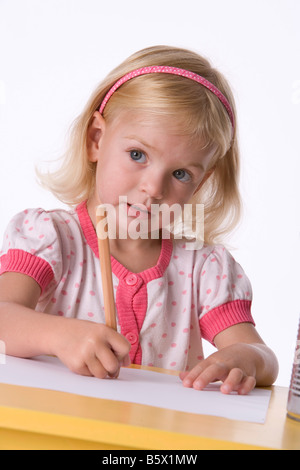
87, 111, 106, 163
193, 166, 215, 195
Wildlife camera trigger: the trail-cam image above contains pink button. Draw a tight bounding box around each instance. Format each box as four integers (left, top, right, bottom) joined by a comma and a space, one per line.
125, 332, 138, 345
125, 273, 138, 286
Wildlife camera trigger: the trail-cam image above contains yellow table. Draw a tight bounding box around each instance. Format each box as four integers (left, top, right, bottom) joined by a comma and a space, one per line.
0, 366, 299, 450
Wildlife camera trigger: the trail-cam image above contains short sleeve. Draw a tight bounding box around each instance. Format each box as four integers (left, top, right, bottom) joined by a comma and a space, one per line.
199, 245, 255, 344
0, 208, 63, 293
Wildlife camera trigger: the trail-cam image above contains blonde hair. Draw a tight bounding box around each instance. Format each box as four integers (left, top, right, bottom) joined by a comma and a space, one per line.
37, 45, 241, 245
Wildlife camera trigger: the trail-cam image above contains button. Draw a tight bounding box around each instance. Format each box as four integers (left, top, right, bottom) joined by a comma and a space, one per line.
125, 273, 138, 286
125, 332, 138, 345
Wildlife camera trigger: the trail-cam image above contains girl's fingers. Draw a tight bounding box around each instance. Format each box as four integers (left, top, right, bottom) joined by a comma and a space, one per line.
181, 362, 256, 395
76, 329, 132, 380
95, 347, 121, 378
192, 363, 229, 390
179, 370, 189, 381
220, 368, 245, 394
181, 362, 205, 387
220, 368, 256, 395
235, 375, 256, 395
105, 328, 132, 362
85, 354, 110, 379
182, 362, 228, 390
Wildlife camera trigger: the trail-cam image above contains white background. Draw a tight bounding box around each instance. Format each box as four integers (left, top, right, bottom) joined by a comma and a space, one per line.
0, 0, 299, 387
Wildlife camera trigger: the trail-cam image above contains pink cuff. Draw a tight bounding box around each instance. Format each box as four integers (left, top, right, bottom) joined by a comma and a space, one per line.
0, 249, 54, 293
200, 299, 255, 345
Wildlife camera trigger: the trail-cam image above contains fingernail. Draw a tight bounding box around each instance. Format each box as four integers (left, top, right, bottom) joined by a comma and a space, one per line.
108, 370, 119, 379
183, 378, 192, 387
193, 380, 204, 390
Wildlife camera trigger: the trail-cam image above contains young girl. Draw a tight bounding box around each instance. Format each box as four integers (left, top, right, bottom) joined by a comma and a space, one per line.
0, 45, 278, 394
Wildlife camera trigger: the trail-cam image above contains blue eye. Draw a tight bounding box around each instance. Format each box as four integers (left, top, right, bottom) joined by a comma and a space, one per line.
173, 169, 191, 182
130, 150, 146, 162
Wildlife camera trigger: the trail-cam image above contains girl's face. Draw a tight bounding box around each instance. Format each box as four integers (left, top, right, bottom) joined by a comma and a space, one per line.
88, 111, 215, 235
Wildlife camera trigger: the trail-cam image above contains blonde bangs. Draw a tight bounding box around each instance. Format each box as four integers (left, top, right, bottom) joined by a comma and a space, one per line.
103, 71, 233, 156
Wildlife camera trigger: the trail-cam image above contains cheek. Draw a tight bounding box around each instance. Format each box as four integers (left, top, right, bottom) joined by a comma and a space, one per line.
95, 162, 131, 203
167, 183, 197, 206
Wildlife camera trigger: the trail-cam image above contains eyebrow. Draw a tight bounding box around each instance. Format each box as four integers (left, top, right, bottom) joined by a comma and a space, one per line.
124, 136, 157, 152
189, 162, 205, 172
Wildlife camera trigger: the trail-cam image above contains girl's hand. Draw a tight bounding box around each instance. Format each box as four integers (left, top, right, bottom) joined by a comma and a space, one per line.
0, 273, 131, 378
180, 324, 279, 395
179, 343, 258, 395
51, 318, 131, 379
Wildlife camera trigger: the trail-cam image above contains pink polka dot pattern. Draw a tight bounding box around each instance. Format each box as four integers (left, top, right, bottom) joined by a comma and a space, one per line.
0, 201, 254, 372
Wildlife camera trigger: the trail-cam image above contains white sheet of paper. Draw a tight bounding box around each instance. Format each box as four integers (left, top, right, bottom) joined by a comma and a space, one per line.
0, 355, 271, 423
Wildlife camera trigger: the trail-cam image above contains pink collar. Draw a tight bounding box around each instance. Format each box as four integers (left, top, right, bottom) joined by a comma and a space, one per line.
76, 201, 173, 282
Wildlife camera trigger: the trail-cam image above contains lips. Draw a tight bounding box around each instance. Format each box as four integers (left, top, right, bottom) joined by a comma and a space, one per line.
127, 203, 151, 219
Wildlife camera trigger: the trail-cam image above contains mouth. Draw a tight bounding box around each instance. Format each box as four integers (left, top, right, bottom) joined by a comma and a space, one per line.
126, 203, 151, 219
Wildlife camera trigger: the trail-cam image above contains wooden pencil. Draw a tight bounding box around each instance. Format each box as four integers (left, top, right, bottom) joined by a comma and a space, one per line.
96, 205, 117, 331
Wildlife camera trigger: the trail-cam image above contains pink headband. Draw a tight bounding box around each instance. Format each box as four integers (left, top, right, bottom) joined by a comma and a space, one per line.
99, 66, 235, 129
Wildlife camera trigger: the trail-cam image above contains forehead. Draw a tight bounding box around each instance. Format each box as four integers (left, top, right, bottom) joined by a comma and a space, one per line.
108, 111, 204, 150
106, 111, 216, 170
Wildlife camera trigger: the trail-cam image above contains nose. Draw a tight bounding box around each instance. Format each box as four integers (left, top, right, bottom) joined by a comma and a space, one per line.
139, 170, 165, 201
